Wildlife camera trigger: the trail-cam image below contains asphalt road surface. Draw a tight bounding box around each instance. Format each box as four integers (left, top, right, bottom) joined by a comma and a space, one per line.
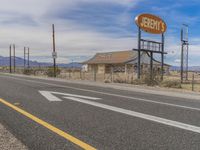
1, 74, 200, 150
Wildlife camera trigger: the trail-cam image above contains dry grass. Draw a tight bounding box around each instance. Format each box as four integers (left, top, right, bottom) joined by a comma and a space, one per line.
1, 67, 200, 92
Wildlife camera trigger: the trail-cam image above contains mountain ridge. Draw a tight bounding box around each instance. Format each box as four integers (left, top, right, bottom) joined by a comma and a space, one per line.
0, 56, 82, 68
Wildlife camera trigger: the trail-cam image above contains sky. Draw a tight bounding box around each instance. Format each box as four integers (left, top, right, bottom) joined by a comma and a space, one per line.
0, 0, 200, 66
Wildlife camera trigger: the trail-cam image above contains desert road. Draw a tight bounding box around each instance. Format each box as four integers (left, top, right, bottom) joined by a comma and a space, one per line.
1, 74, 200, 150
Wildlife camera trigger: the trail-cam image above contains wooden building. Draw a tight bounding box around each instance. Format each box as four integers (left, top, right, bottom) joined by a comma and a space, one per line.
83, 50, 170, 74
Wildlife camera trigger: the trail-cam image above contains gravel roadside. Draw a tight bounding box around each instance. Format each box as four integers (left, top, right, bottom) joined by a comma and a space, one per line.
0, 123, 28, 150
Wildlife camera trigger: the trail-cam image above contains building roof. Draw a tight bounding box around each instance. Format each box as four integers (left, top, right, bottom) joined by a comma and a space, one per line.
83, 50, 137, 64
83, 50, 170, 66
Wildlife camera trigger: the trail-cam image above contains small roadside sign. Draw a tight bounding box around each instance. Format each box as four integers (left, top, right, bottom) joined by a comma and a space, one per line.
52, 52, 57, 59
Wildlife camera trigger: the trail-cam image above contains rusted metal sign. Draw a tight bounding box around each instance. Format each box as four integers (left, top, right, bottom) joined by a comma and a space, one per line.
135, 14, 167, 34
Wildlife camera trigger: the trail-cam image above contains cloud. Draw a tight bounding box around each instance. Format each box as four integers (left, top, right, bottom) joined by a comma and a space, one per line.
0, 0, 142, 63
0, 14, 137, 63
175, 59, 181, 63
0, 0, 199, 66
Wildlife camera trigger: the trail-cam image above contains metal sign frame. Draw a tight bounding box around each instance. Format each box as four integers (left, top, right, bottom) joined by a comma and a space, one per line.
134, 14, 167, 81
134, 27, 166, 81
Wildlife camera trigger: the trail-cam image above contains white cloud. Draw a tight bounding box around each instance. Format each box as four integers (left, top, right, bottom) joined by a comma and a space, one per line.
0, 0, 137, 18
0, 0, 141, 63
175, 59, 181, 63
0, 19, 137, 62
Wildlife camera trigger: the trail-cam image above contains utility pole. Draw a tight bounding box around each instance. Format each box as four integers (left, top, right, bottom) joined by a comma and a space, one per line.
24, 47, 26, 69
28, 47, 30, 68
52, 24, 57, 77
13, 44, 16, 73
9, 45, 12, 73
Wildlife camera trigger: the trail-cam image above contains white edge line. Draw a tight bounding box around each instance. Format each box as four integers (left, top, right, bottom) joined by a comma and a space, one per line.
64, 96, 200, 134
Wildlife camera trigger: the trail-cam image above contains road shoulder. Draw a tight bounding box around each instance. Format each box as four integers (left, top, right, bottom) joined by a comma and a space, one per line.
2, 73, 200, 100
0, 123, 28, 150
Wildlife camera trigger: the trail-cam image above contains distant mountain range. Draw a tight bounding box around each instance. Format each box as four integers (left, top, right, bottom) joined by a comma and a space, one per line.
170, 66, 200, 72
0, 56, 82, 68
1, 56, 200, 71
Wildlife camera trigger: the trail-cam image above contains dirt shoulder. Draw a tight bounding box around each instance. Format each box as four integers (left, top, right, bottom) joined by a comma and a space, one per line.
0, 123, 28, 150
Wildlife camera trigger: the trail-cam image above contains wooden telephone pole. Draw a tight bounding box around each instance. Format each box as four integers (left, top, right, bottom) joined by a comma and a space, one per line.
9, 45, 12, 73
52, 24, 57, 77
13, 44, 16, 73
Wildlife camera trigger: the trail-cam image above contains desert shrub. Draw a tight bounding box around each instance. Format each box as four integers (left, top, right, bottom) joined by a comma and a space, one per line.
46, 67, 61, 77
161, 80, 182, 88
142, 71, 160, 86
113, 78, 126, 83
131, 79, 144, 85
23, 68, 34, 75
104, 79, 110, 83
144, 77, 159, 86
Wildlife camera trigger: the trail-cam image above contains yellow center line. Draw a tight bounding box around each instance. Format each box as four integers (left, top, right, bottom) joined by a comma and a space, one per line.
0, 98, 96, 150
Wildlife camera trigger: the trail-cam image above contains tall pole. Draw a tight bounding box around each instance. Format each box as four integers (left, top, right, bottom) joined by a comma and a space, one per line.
28, 47, 30, 68
180, 28, 183, 83
161, 33, 164, 81
137, 27, 141, 79
52, 24, 56, 77
181, 42, 184, 83
24, 47, 26, 69
180, 24, 189, 83
150, 52, 153, 81
9, 45, 12, 73
13, 44, 15, 73
186, 44, 189, 80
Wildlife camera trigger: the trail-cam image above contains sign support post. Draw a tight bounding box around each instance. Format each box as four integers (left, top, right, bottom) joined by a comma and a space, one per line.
161, 33, 165, 81
180, 24, 189, 83
150, 51, 153, 81
137, 27, 141, 79
134, 13, 167, 82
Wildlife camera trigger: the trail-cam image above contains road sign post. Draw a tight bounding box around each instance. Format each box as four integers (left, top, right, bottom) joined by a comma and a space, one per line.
52, 51, 57, 59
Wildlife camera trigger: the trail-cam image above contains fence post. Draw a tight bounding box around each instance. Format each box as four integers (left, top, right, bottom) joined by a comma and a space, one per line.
94, 66, 97, 82
69, 70, 71, 79
111, 66, 114, 83
80, 70, 82, 80
125, 64, 127, 83
83, 71, 85, 80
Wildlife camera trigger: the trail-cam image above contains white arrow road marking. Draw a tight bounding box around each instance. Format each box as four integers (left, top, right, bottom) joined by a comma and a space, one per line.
64, 96, 200, 134
39, 91, 101, 102
39, 91, 62, 101
9, 76, 200, 111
